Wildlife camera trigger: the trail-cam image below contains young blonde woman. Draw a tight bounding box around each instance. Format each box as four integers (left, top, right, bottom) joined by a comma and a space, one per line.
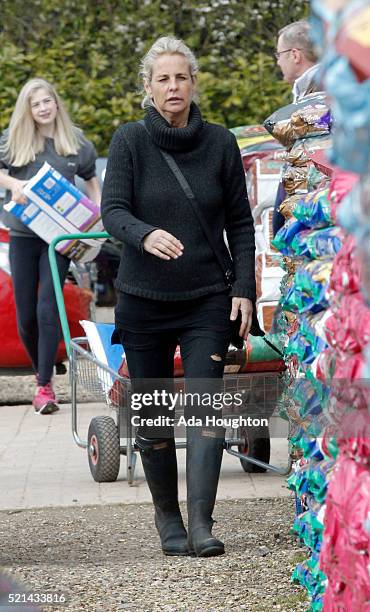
0, 78, 101, 414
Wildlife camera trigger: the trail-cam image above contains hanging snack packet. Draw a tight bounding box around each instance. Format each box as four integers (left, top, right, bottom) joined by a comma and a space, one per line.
293, 188, 332, 227
311, 348, 337, 383
283, 283, 327, 314
332, 351, 365, 382
283, 258, 332, 313
337, 182, 364, 235
300, 311, 329, 357
271, 218, 307, 255
325, 56, 370, 174
329, 167, 359, 206
330, 234, 360, 294
278, 135, 332, 167
337, 410, 370, 462
335, 1, 370, 81
292, 226, 343, 259
286, 331, 317, 365
264, 93, 330, 148
294, 258, 333, 309
279, 193, 305, 220
282, 165, 309, 195
325, 292, 370, 353
307, 459, 335, 504
286, 311, 329, 366
307, 164, 329, 192
357, 228, 370, 305
321, 455, 370, 611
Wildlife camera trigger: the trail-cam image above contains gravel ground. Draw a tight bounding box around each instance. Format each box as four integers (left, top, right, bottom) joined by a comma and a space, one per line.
1, 321, 308, 612
0, 498, 308, 612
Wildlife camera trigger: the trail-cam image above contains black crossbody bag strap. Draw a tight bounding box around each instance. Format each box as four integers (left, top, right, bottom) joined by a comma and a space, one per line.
160, 150, 235, 287
139, 120, 234, 287
138, 121, 284, 356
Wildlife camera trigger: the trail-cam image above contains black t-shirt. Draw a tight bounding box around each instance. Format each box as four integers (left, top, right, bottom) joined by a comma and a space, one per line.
0, 132, 97, 236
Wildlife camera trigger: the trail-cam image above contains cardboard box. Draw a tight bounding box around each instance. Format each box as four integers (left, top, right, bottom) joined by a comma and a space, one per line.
246, 157, 282, 224
255, 207, 285, 302
257, 301, 280, 333
5, 162, 104, 262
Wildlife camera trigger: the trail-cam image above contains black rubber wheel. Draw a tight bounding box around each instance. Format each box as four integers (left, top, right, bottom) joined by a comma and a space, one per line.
87, 416, 120, 482
238, 425, 271, 473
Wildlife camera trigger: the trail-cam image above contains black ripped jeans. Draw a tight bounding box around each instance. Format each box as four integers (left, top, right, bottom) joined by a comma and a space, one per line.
115, 291, 232, 438
9, 236, 70, 386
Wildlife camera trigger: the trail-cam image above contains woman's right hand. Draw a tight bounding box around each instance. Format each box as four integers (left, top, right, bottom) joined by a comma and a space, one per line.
143, 229, 184, 260
10, 179, 28, 204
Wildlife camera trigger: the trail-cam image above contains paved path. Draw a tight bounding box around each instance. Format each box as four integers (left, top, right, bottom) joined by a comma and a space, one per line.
0, 402, 291, 511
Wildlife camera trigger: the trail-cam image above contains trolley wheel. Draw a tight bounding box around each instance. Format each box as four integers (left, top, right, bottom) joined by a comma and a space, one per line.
238, 425, 271, 473
87, 416, 120, 482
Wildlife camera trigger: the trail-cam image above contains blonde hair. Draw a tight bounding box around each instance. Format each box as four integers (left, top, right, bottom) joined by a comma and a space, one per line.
1, 78, 81, 167
139, 36, 198, 109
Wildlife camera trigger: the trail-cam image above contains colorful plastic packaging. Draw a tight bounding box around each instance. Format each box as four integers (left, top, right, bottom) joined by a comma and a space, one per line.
293, 188, 332, 228
283, 259, 332, 314
329, 234, 361, 294
286, 312, 329, 365
321, 454, 370, 611
335, 1, 370, 81
324, 56, 370, 174
278, 135, 332, 167
329, 167, 359, 207
279, 193, 305, 220
271, 218, 307, 255
307, 164, 329, 192
337, 182, 365, 235
311, 348, 337, 383
324, 292, 370, 353
292, 226, 343, 259
264, 93, 331, 148
357, 232, 370, 305
282, 165, 308, 195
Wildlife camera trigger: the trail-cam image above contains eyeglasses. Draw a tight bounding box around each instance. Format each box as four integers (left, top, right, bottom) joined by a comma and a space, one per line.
274, 48, 302, 59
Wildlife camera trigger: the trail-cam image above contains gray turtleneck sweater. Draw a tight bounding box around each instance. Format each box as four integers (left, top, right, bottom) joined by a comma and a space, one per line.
101, 103, 257, 302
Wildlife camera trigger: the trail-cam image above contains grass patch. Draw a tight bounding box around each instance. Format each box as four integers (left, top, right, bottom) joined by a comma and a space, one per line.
289, 550, 308, 566
251, 589, 309, 611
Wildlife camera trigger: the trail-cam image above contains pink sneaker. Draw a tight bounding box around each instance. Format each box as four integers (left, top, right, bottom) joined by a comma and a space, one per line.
33, 382, 59, 415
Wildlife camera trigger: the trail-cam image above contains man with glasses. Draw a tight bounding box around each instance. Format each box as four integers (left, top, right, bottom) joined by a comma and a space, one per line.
273, 20, 320, 235
276, 20, 319, 103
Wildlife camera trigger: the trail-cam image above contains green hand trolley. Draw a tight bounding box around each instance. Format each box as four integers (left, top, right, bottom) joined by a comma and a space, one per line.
49, 232, 292, 485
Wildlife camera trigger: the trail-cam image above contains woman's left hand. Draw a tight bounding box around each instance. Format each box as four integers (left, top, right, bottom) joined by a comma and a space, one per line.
230, 297, 253, 339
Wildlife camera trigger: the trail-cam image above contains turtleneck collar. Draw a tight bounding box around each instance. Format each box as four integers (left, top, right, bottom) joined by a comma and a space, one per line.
145, 102, 204, 151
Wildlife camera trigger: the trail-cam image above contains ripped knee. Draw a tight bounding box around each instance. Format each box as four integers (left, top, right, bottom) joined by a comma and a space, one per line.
210, 353, 222, 362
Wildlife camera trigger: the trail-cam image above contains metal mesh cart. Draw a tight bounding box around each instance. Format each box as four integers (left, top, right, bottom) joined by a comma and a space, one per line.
49, 232, 292, 485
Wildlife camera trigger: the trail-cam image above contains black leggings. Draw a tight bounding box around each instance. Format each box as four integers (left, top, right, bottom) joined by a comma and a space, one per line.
116, 292, 233, 438
9, 236, 70, 386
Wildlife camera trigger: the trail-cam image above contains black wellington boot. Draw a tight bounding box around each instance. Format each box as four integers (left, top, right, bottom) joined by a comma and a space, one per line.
136, 434, 189, 556
186, 428, 225, 557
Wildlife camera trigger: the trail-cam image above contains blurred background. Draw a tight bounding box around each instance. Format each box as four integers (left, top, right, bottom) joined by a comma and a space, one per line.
0, 0, 308, 155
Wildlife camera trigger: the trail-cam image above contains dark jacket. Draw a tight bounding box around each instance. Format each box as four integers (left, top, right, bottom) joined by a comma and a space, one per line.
101, 103, 262, 333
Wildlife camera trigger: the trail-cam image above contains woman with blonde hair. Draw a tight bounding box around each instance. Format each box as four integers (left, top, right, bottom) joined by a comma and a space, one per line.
102, 37, 262, 557
0, 78, 101, 414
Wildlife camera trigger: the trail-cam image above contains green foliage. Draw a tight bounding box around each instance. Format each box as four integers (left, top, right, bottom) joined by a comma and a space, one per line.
0, 0, 308, 154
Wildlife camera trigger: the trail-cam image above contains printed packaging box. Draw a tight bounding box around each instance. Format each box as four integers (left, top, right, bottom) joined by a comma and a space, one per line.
4, 162, 104, 262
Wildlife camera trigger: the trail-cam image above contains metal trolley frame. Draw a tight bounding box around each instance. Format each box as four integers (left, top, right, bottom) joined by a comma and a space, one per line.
49, 232, 292, 485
